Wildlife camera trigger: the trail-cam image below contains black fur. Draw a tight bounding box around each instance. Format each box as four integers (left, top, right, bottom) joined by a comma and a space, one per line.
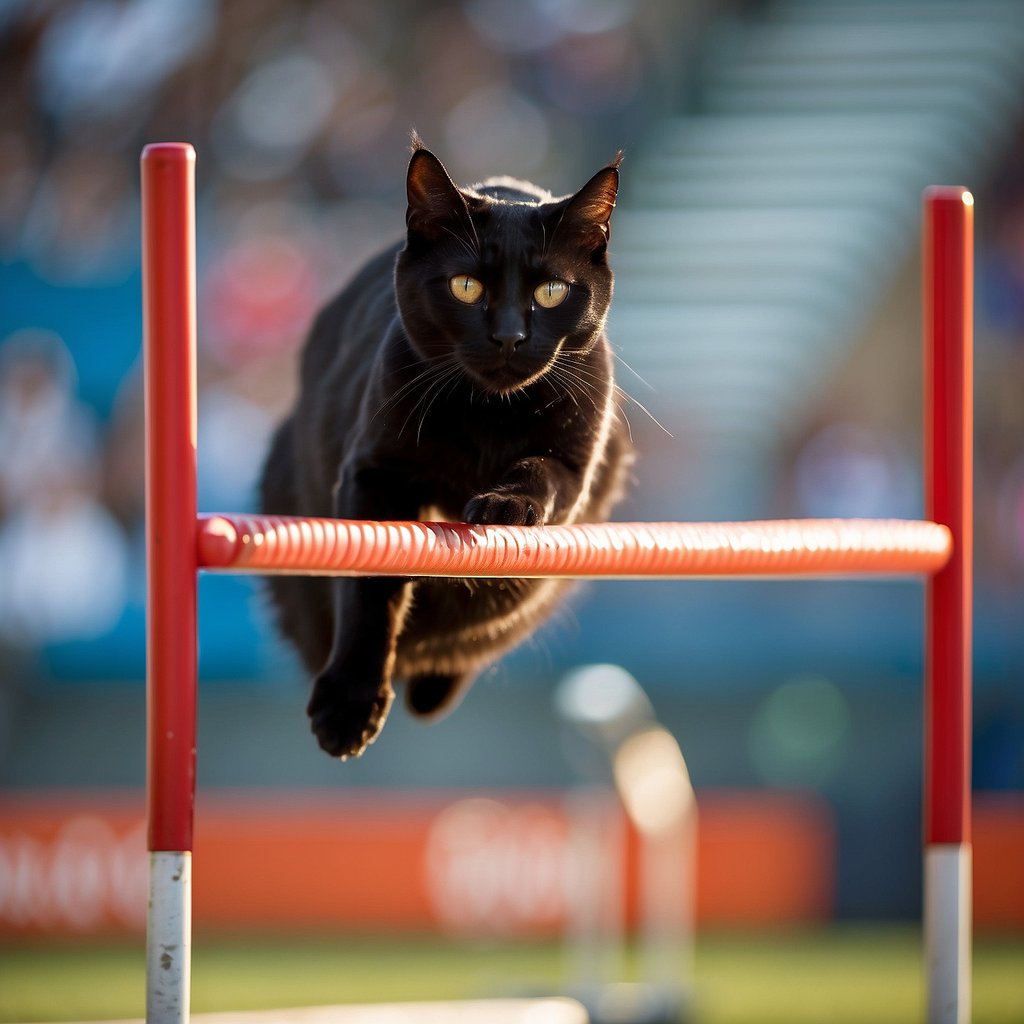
259, 141, 632, 759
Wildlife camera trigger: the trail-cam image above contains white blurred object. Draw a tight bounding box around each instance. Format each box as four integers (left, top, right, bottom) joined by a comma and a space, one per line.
35, 0, 216, 119
212, 47, 341, 182
0, 490, 128, 644
0, 330, 99, 513
556, 664, 696, 1023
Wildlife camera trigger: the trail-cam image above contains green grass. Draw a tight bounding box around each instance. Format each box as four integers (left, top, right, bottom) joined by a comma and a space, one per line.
1, 927, 1021, 1023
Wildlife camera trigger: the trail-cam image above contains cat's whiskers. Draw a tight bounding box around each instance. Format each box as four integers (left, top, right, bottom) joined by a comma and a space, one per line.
460, 200, 482, 255
612, 350, 655, 392
396, 374, 443, 441
415, 364, 465, 446
544, 364, 584, 411
399, 358, 466, 443
396, 363, 459, 440
557, 353, 673, 439
373, 356, 461, 422
379, 362, 460, 441
612, 384, 672, 438
439, 220, 480, 261
552, 353, 605, 405
374, 363, 447, 414
546, 208, 569, 254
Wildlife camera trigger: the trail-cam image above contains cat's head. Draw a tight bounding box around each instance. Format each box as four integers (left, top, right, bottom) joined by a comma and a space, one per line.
395, 138, 620, 395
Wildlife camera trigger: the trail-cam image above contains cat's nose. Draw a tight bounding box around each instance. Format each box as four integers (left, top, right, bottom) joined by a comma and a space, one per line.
489, 308, 527, 357
489, 329, 527, 357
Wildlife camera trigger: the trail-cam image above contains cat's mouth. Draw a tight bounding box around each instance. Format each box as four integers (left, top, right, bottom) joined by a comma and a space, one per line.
462, 341, 562, 395
478, 364, 552, 395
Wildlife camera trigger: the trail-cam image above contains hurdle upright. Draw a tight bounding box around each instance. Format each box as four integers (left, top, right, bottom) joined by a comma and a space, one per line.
142, 142, 973, 1024
923, 186, 974, 1024
142, 143, 197, 1023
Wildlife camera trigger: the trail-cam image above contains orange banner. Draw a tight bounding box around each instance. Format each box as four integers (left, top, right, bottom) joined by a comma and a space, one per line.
1, 788, 839, 937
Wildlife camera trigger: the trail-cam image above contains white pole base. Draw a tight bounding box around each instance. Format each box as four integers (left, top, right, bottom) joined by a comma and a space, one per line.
925, 843, 971, 1024
147, 851, 192, 1024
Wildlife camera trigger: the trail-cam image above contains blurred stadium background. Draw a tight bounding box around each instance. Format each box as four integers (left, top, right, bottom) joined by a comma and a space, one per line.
1, 0, 1023, 1018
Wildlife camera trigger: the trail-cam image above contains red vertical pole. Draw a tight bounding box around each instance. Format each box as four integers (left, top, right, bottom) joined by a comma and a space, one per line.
143, 142, 199, 854
923, 186, 973, 1024
143, 142, 197, 1024
924, 185, 973, 849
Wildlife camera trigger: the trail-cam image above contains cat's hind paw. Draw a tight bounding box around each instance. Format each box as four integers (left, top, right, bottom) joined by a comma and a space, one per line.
405, 671, 473, 719
307, 673, 394, 760
464, 492, 543, 526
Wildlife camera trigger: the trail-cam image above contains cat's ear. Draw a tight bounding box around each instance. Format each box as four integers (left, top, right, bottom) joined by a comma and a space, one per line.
557, 153, 622, 256
406, 143, 469, 240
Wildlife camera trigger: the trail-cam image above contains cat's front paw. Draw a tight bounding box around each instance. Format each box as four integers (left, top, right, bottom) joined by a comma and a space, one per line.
307, 668, 394, 760
464, 492, 544, 526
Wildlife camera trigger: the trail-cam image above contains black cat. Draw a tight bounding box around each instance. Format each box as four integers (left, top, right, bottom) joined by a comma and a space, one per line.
259, 138, 632, 759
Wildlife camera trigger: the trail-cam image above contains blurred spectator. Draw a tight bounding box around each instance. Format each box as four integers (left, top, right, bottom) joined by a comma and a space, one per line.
0, 330, 128, 645
0, 472, 129, 646
19, 145, 136, 281
0, 330, 99, 516
0, 131, 38, 256
34, 0, 216, 125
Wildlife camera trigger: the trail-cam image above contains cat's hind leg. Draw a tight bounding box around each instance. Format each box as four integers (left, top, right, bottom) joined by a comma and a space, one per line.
308, 462, 421, 759
404, 671, 475, 719
259, 420, 336, 677
308, 577, 412, 759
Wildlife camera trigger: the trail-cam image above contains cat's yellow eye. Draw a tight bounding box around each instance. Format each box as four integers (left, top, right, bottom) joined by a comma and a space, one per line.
534, 280, 569, 308
450, 275, 484, 304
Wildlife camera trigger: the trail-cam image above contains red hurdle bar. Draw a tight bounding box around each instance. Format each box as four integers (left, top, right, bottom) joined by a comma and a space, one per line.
196, 514, 951, 578
923, 186, 974, 1024
141, 142, 974, 1024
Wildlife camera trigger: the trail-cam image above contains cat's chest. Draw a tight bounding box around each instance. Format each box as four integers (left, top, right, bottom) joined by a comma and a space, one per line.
419, 397, 557, 489
452, 408, 539, 472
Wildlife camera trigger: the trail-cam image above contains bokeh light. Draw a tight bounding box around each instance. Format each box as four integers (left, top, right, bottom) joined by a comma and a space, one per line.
748, 675, 851, 790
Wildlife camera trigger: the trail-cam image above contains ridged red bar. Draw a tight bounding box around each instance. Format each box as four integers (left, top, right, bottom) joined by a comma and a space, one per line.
143, 143, 198, 854
197, 515, 951, 579
924, 187, 974, 847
